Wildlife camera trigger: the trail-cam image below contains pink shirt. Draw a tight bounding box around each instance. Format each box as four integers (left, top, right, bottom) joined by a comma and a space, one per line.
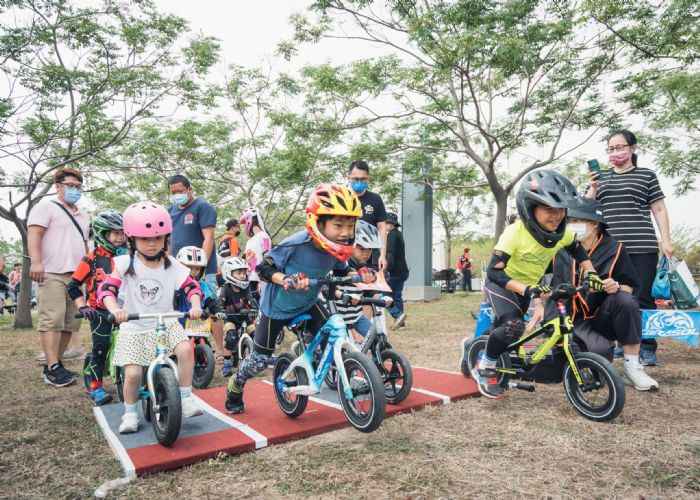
27, 198, 89, 274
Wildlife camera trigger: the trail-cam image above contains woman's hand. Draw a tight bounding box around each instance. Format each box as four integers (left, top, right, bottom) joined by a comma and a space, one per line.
586, 171, 600, 197
662, 240, 674, 260
602, 278, 620, 295
526, 301, 544, 333
189, 306, 203, 320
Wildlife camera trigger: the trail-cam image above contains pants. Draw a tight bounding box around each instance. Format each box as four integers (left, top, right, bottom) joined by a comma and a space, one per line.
87, 315, 115, 383
591, 292, 642, 346
629, 252, 658, 351
386, 274, 408, 318
460, 269, 472, 291
483, 279, 529, 360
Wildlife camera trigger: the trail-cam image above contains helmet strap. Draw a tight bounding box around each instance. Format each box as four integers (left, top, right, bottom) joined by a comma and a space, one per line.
139, 245, 167, 262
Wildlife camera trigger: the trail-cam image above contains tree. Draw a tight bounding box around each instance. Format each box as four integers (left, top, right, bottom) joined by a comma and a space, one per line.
0, 0, 219, 327
434, 189, 487, 269
288, 0, 627, 240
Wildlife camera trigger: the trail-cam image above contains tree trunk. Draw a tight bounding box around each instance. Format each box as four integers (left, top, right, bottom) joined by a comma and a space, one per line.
14, 228, 33, 329
493, 191, 509, 242
444, 231, 452, 269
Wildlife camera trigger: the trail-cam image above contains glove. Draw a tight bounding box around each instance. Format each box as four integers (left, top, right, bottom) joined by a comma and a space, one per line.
79, 306, 100, 321
214, 311, 226, 320
525, 284, 551, 298
283, 272, 308, 291
358, 267, 377, 282
381, 295, 394, 306
582, 271, 605, 292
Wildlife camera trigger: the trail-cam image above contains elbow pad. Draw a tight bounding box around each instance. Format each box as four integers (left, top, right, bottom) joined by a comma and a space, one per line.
66, 279, 85, 301
181, 276, 202, 302
96, 276, 122, 308
256, 256, 279, 282
486, 251, 513, 289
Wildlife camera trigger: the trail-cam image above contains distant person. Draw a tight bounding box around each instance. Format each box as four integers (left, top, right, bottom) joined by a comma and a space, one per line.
0, 255, 9, 313
456, 246, 473, 292
9, 262, 21, 297
385, 212, 409, 330
218, 219, 241, 258
240, 207, 271, 297
347, 160, 388, 270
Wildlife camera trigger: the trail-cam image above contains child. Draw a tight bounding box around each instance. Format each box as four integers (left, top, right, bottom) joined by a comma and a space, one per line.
97, 202, 203, 433
225, 184, 377, 413
473, 169, 604, 399
239, 206, 271, 296
332, 220, 393, 340
174, 246, 222, 322
219, 256, 256, 377
67, 211, 127, 404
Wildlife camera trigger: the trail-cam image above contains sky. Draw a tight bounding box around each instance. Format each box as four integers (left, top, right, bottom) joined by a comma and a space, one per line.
0, 0, 696, 243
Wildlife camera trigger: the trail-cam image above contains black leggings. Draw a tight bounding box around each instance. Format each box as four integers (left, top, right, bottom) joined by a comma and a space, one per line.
483, 279, 529, 360
88, 315, 115, 383
629, 252, 658, 351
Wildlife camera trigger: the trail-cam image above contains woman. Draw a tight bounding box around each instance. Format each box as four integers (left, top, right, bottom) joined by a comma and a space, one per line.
586, 130, 673, 366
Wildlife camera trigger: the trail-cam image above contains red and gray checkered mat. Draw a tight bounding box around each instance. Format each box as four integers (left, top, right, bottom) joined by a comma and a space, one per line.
94, 367, 478, 476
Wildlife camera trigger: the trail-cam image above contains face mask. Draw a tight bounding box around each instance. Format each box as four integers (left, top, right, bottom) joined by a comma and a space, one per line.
567, 223, 592, 241
608, 152, 630, 167
64, 188, 82, 204
170, 193, 188, 205
350, 181, 368, 193
234, 230, 240, 237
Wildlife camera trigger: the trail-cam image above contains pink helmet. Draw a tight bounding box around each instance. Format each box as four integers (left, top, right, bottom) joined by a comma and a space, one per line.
123, 202, 173, 238
240, 206, 265, 237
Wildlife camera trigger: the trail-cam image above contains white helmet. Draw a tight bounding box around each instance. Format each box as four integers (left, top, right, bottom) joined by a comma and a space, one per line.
221, 257, 249, 289
176, 246, 208, 268
355, 220, 383, 249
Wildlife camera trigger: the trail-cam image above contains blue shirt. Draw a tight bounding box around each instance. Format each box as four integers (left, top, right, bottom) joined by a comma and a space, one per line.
168, 198, 217, 274
260, 231, 347, 319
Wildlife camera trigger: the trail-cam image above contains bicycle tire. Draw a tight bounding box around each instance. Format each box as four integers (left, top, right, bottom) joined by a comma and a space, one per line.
115, 366, 124, 403
192, 343, 215, 389
378, 349, 412, 404
464, 336, 512, 387
82, 353, 93, 393
337, 351, 386, 433
151, 366, 182, 446
562, 352, 625, 422
273, 352, 308, 418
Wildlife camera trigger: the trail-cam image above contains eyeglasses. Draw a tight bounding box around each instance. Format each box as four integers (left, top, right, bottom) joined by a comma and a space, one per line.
605, 144, 630, 154
59, 182, 82, 189
349, 177, 369, 182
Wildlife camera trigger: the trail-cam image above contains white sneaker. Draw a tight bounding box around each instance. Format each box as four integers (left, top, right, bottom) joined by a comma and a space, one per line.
391, 313, 407, 331
119, 412, 139, 434
181, 397, 203, 418
623, 363, 659, 391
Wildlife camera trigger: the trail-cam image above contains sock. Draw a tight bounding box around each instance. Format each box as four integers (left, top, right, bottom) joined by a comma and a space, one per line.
477, 354, 497, 371
90, 380, 102, 392
179, 386, 192, 399
623, 353, 639, 367
124, 403, 137, 415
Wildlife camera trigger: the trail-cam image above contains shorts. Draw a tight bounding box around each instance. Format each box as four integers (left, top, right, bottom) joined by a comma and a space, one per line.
113, 320, 189, 367
36, 272, 81, 333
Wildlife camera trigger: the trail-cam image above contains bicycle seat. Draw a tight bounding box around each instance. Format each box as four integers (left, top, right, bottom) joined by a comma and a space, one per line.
287, 314, 311, 329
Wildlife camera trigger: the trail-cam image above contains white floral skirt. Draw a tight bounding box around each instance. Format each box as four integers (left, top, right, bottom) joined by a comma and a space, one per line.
113, 320, 189, 367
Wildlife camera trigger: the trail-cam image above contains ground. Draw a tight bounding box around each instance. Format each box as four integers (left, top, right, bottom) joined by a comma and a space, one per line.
1, 293, 699, 499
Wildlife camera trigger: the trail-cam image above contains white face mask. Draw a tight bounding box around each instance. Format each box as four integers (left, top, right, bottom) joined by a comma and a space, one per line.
567, 223, 592, 242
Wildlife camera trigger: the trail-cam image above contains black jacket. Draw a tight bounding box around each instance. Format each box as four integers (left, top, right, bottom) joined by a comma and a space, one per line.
386, 229, 409, 277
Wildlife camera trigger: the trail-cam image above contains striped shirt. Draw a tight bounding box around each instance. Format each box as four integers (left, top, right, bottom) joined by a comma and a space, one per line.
595, 166, 664, 254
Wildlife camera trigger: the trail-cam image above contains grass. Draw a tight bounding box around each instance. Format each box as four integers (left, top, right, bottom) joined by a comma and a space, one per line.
1, 293, 699, 498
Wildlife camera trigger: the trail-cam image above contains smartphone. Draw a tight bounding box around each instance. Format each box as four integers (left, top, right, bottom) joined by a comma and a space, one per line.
587, 159, 603, 180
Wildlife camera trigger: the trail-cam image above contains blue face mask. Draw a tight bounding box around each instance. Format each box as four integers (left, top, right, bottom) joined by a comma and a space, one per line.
170, 193, 189, 206
350, 181, 368, 193
64, 188, 82, 204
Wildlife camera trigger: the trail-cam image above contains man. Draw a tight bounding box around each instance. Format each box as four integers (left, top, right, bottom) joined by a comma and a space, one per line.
9, 262, 21, 297
167, 174, 224, 355
28, 167, 89, 387
0, 255, 9, 314
347, 160, 388, 271
217, 219, 241, 259
456, 246, 473, 292
385, 212, 409, 330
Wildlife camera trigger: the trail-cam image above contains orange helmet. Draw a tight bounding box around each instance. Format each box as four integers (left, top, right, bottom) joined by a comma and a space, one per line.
305, 184, 362, 261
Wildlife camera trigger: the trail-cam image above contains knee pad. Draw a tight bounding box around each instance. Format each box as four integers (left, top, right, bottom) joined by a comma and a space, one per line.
503, 319, 526, 343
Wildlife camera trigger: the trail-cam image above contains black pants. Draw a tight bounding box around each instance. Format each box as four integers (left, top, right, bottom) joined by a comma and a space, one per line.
88, 315, 115, 383
629, 252, 658, 351
252, 301, 331, 356
592, 292, 642, 346
483, 279, 529, 360
460, 269, 472, 291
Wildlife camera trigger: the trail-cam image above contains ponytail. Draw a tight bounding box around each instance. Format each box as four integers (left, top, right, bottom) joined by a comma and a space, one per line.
125, 239, 137, 277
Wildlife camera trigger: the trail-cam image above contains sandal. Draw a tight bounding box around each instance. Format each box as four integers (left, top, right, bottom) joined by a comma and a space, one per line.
215, 354, 224, 365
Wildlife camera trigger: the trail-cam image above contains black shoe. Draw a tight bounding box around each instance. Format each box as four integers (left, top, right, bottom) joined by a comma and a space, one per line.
57, 361, 78, 378
44, 364, 75, 387
225, 389, 244, 414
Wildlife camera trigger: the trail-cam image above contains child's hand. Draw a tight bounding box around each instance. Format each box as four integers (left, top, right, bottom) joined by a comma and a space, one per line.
189, 307, 203, 320
358, 267, 377, 284
111, 308, 129, 324
382, 296, 394, 307
526, 302, 544, 332
283, 273, 309, 291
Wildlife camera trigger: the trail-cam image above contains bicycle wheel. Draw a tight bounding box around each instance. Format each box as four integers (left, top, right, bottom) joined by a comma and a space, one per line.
240, 336, 254, 361
192, 343, 215, 389
562, 352, 625, 422
337, 352, 386, 433
142, 367, 151, 421
325, 363, 338, 390
379, 349, 412, 404
464, 336, 511, 387
115, 367, 124, 403
151, 366, 182, 446
273, 352, 308, 418
82, 353, 93, 393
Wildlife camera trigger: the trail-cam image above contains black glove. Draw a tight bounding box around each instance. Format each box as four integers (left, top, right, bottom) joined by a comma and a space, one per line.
582, 272, 605, 292
525, 284, 551, 299
283, 273, 308, 291
79, 306, 100, 321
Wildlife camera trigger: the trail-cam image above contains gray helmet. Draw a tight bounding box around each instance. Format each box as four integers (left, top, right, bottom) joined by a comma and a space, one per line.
516, 169, 580, 248
92, 210, 126, 255
568, 198, 607, 227
355, 220, 383, 249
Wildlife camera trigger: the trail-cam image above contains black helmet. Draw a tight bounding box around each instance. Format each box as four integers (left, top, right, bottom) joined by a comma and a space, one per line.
568, 198, 607, 227
516, 169, 580, 248
92, 210, 126, 255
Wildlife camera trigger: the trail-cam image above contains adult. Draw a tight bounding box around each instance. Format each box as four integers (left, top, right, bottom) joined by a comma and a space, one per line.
347, 160, 388, 271
9, 262, 21, 297
167, 174, 223, 356
385, 212, 409, 330
28, 167, 89, 387
587, 130, 673, 366
0, 255, 9, 313
456, 246, 473, 292
240, 207, 271, 297
217, 219, 241, 258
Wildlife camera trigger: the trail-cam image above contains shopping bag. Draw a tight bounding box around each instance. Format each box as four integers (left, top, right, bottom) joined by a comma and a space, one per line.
668, 257, 700, 309
652, 256, 671, 300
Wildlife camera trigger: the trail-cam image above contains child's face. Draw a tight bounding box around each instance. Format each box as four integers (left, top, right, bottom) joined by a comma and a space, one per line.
533, 206, 565, 232
353, 245, 372, 263
232, 269, 247, 282
107, 229, 126, 246
134, 236, 166, 256
319, 216, 356, 244
187, 266, 204, 279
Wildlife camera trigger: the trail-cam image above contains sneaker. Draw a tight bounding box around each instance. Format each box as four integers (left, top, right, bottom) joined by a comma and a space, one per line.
470, 366, 504, 399
639, 348, 660, 367
57, 361, 78, 378
90, 387, 113, 406
391, 312, 407, 331
119, 412, 139, 434
398, 323, 407, 330
181, 397, 203, 418
225, 389, 244, 414
43, 365, 75, 387
623, 362, 660, 391
62, 347, 86, 360
35, 352, 46, 363
613, 346, 624, 361
221, 359, 233, 377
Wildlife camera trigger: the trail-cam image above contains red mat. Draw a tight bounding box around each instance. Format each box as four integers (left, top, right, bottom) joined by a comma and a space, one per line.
94, 366, 478, 476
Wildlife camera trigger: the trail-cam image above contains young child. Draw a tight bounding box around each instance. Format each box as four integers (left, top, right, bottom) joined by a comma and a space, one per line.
332, 220, 393, 340
97, 202, 204, 433
174, 246, 222, 322
67, 211, 127, 404
239, 206, 271, 296
473, 169, 604, 399
219, 256, 256, 377
225, 184, 377, 413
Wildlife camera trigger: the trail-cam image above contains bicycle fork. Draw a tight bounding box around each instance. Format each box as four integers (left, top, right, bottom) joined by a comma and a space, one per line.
146, 328, 180, 411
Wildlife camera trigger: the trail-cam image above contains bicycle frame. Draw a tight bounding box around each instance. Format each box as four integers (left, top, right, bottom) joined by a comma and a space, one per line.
145, 314, 181, 410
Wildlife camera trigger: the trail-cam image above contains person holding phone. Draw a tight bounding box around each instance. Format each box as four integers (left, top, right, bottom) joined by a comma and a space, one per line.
586, 129, 673, 366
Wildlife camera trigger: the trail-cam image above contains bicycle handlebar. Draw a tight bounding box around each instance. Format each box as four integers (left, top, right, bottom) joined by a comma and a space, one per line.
75, 310, 209, 322
307, 275, 362, 288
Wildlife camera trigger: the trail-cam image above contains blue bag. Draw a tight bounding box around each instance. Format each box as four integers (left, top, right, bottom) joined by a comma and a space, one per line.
652, 256, 671, 300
